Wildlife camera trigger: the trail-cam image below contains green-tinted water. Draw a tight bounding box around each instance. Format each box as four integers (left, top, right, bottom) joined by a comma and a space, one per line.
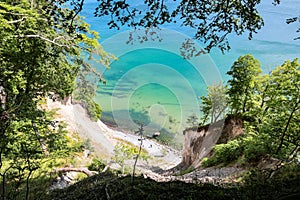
95, 47, 214, 136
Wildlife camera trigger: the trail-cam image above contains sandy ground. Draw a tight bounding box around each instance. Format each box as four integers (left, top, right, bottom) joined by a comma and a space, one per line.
47, 100, 181, 170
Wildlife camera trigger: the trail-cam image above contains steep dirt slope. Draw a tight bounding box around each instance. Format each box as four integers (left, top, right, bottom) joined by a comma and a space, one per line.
180, 116, 244, 169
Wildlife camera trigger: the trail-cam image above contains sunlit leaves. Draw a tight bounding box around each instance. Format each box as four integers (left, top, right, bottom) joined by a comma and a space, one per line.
227, 54, 262, 114
0, 1, 114, 198
203, 56, 299, 166
200, 82, 227, 124
259, 59, 300, 157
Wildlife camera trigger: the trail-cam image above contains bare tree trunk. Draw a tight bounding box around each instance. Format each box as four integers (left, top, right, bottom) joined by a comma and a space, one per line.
1, 166, 12, 200
25, 170, 33, 200
32, 123, 49, 156
211, 107, 214, 123
54, 167, 97, 177
0, 86, 6, 110
132, 124, 144, 183
132, 139, 143, 183
0, 124, 10, 200
276, 99, 299, 154
1, 174, 5, 200
214, 105, 227, 123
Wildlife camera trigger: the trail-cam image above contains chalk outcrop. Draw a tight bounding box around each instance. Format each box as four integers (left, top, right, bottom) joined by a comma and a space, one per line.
180, 115, 244, 169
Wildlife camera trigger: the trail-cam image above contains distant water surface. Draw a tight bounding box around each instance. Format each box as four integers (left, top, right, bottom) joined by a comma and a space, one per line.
81, 0, 300, 138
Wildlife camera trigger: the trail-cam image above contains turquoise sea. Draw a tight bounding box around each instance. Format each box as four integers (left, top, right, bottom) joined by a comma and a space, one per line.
81, 0, 300, 140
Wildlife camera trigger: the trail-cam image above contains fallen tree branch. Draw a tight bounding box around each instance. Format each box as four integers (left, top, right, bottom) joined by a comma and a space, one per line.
54, 167, 98, 177
101, 162, 111, 173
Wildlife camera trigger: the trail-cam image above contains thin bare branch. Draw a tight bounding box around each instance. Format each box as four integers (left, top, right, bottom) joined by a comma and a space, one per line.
14, 34, 70, 47
7, 17, 26, 24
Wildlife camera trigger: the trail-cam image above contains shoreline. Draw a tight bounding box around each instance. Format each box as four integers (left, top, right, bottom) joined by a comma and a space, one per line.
48, 100, 182, 169
100, 116, 183, 150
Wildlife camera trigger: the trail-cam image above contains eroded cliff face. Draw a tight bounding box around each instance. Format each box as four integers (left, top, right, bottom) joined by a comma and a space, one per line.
180, 116, 244, 169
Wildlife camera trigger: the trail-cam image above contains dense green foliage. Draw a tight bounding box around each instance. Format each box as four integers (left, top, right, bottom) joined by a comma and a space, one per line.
0, 0, 113, 198
88, 158, 107, 172
227, 54, 262, 114
201, 56, 300, 166
202, 139, 243, 166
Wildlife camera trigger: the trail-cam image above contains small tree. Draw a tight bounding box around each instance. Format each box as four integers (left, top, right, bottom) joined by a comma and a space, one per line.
113, 143, 135, 175
200, 82, 228, 124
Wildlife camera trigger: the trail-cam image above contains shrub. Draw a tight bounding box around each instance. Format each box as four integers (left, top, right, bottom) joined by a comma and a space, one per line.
88, 158, 107, 172
87, 101, 102, 121
202, 139, 243, 167
242, 132, 269, 162
112, 143, 150, 174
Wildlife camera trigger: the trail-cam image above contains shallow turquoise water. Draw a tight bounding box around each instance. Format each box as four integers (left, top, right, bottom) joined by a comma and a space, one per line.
81, 1, 300, 138
95, 48, 210, 135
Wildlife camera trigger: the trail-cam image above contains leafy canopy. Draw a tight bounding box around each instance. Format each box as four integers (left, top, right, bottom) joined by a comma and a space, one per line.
201, 57, 300, 166
0, 0, 114, 198
227, 54, 262, 114
92, 0, 299, 52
